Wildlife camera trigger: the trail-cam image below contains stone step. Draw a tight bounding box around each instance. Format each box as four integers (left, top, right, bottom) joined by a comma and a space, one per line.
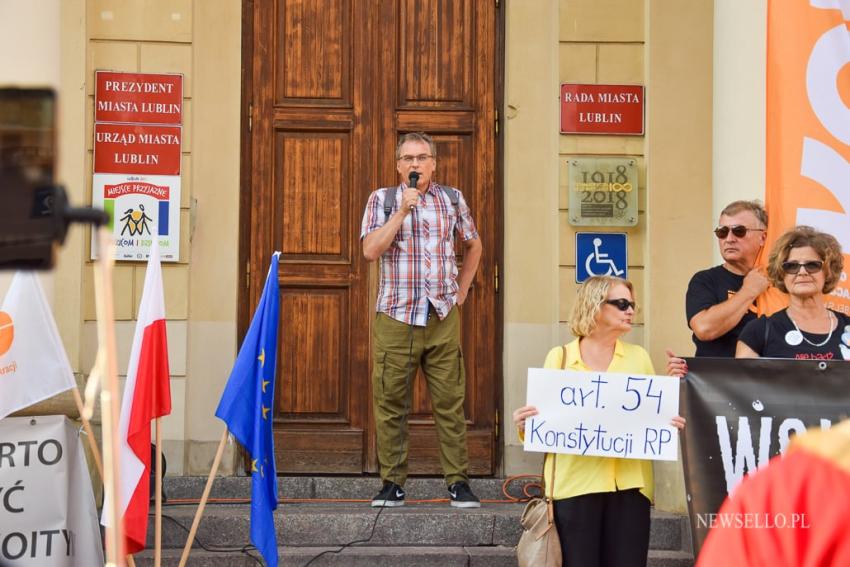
163, 476, 524, 502
150, 501, 688, 552
133, 546, 694, 567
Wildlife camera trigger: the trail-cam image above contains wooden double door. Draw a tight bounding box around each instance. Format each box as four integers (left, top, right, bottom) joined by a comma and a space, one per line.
240, 0, 503, 476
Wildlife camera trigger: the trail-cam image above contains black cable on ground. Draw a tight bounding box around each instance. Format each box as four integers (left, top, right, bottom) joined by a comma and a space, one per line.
159, 512, 265, 566
300, 321, 418, 567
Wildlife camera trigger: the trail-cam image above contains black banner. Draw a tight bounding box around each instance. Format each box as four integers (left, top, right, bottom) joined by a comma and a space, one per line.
680, 357, 850, 554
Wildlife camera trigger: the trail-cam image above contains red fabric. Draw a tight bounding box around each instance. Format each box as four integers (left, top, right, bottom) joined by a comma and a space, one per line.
697, 450, 850, 567
123, 319, 171, 554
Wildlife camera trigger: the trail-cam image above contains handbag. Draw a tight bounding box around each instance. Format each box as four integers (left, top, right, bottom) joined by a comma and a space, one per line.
516, 346, 565, 567
516, 454, 561, 566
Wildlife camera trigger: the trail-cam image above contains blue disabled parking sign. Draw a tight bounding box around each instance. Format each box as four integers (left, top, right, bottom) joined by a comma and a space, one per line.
575, 233, 627, 283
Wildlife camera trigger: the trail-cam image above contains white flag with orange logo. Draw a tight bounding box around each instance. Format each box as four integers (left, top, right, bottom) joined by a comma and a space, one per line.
0, 272, 76, 419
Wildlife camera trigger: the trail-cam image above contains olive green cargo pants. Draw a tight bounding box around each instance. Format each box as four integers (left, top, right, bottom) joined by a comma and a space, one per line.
372, 305, 469, 487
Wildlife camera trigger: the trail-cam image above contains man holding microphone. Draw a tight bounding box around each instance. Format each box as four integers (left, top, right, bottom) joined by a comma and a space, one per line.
361, 132, 483, 508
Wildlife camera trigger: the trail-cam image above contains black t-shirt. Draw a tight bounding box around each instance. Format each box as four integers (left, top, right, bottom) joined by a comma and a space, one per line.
686, 265, 758, 357
738, 309, 850, 360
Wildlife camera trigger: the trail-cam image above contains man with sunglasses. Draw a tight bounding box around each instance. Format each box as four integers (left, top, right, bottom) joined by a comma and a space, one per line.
685, 201, 770, 357
361, 132, 483, 509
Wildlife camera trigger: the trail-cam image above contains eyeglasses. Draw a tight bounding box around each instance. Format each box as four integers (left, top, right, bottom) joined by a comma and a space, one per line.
604, 298, 636, 311
398, 154, 433, 164
781, 260, 824, 274
714, 225, 765, 239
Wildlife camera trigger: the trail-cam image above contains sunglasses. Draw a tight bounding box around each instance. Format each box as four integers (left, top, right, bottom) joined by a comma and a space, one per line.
781, 260, 824, 274
714, 225, 765, 239
604, 298, 636, 311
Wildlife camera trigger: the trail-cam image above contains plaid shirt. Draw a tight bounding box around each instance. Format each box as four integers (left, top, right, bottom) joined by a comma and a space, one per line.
360, 182, 479, 326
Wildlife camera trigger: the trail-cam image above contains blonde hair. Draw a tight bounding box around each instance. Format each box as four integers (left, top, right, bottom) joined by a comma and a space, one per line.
570, 276, 635, 337
766, 226, 844, 294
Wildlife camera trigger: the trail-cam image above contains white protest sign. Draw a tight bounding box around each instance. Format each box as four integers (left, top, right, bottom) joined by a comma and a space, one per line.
523, 368, 680, 461
0, 416, 104, 566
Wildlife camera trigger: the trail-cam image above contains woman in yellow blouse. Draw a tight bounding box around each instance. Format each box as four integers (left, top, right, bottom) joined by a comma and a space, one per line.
513, 275, 685, 567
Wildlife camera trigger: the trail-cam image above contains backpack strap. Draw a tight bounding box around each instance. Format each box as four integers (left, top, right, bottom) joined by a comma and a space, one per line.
441, 185, 459, 209
383, 186, 398, 222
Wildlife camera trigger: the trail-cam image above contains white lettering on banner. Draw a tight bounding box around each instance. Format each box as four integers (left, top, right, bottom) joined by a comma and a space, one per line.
799, 138, 850, 249
139, 102, 181, 115
564, 92, 595, 103
799, 20, 850, 249
136, 133, 180, 145
563, 92, 640, 104
103, 80, 174, 94
523, 368, 679, 461
810, 0, 850, 21
95, 131, 136, 145
597, 92, 640, 104
113, 153, 160, 166
715, 415, 832, 494
578, 112, 623, 124
96, 100, 139, 113
806, 24, 850, 144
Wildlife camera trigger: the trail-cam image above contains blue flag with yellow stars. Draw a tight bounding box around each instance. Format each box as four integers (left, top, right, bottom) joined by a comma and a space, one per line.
216, 252, 281, 567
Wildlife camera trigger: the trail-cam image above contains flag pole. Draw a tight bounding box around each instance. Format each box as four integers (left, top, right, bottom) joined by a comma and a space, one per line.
155, 418, 163, 567
95, 227, 126, 567
72, 386, 104, 481
178, 428, 228, 567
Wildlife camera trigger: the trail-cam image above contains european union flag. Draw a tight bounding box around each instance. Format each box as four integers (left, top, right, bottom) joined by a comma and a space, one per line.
216, 252, 280, 567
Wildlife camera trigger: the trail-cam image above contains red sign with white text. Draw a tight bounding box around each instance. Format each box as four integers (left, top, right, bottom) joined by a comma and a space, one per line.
105, 182, 170, 200
93, 123, 181, 175
95, 71, 183, 124
560, 84, 645, 135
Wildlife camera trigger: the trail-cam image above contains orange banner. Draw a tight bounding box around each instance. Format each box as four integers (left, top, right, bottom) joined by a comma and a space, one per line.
763, 0, 850, 315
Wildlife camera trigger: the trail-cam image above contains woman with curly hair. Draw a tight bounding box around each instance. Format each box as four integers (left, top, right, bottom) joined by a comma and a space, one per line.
736, 226, 850, 360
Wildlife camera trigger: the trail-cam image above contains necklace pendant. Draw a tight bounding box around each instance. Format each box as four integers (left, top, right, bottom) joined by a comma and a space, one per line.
786, 310, 835, 348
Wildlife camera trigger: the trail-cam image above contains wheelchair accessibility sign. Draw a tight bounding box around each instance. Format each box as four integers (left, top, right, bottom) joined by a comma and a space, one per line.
576, 233, 627, 283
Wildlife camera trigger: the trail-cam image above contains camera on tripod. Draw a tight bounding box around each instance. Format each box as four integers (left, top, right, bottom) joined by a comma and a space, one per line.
0, 88, 107, 269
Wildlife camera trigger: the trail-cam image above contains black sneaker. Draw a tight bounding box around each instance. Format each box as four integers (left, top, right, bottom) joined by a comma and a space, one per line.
371, 481, 405, 507
448, 481, 481, 508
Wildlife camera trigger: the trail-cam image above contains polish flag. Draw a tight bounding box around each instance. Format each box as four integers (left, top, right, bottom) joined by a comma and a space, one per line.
102, 241, 171, 554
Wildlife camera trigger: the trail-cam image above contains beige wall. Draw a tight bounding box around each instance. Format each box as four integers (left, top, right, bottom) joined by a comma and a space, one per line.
42, 0, 244, 475
502, 0, 561, 476
503, 0, 651, 475
0, 0, 60, 87
713, 0, 766, 265
645, 0, 714, 512
183, 0, 242, 474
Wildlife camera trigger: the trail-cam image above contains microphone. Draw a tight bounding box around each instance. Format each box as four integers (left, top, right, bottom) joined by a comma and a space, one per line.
408, 172, 420, 210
